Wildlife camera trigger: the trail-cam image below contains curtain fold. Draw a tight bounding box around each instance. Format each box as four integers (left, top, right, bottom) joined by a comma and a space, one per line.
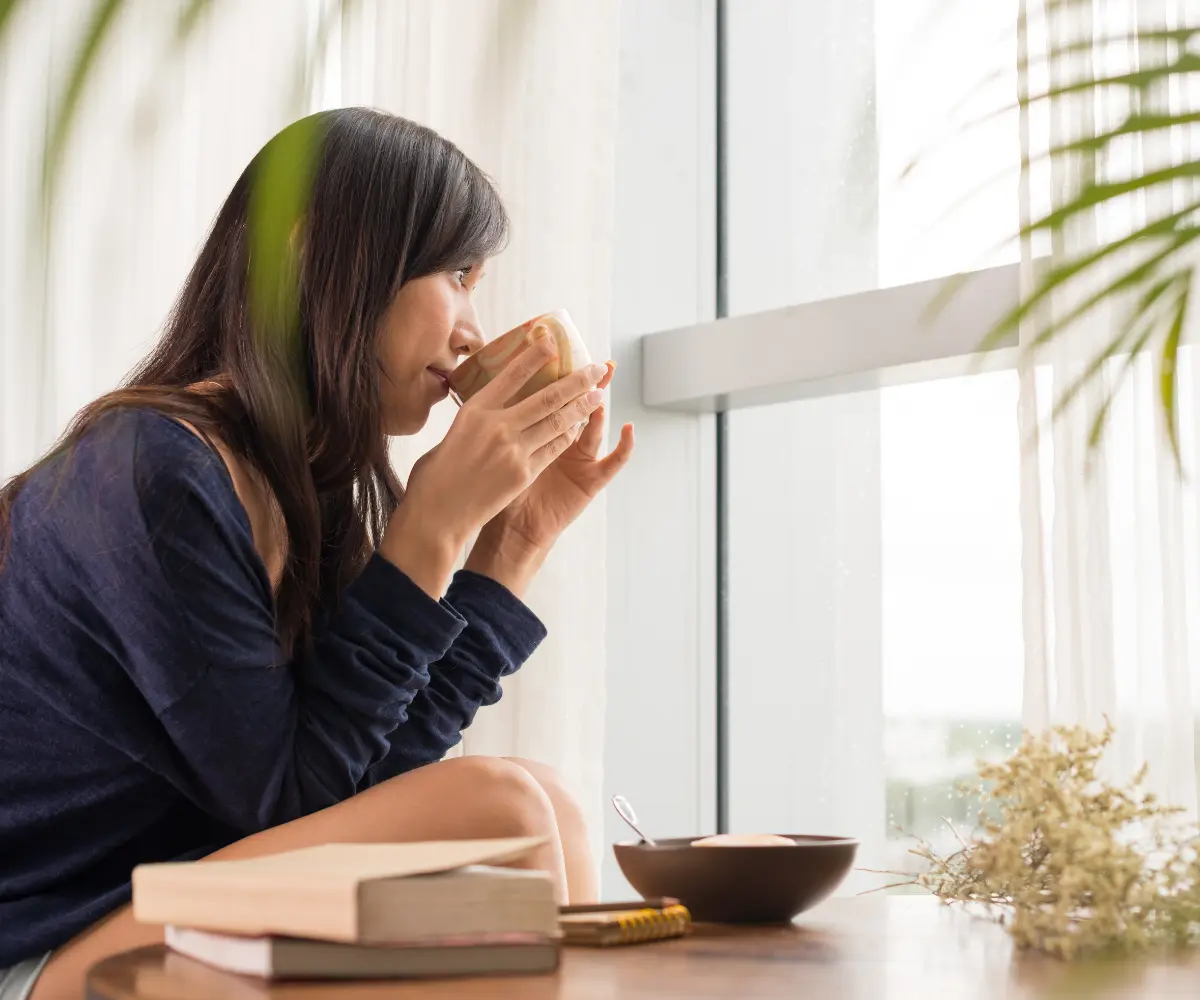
1017, 0, 1199, 813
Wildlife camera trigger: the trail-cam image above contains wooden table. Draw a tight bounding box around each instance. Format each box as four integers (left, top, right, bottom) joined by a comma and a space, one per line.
86, 896, 1200, 999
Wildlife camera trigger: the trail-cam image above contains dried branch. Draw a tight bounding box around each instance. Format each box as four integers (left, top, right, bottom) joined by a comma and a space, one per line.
870, 721, 1200, 959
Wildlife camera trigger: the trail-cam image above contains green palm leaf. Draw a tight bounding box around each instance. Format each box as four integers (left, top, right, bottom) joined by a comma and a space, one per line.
1086, 316, 1156, 453
966, 2, 1200, 467
0, 0, 24, 37
173, 0, 212, 39
1007, 223, 1199, 353
41, 0, 125, 215
247, 113, 328, 403
1159, 284, 1189, 467
968, 206, 1200, 356
1050, 271, 1185, 426
904, 26, 1199, 182
927, 25, 1200, 134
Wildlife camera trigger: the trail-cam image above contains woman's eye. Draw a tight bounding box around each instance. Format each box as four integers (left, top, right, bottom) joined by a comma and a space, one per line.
455, 266, 473, 287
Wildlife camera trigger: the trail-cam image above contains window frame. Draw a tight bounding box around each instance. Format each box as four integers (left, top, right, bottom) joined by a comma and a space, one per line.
641, 262, 1021, 414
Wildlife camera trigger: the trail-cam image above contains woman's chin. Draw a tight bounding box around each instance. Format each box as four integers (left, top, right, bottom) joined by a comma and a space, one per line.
384, 418, 424, 438
382, 404, 432, 438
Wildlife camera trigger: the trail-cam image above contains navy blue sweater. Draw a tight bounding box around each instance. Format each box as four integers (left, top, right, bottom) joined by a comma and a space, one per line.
0, 409, 546, 965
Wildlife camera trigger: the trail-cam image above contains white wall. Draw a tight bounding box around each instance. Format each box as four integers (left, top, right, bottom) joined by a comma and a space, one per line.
603, 0, 717, 896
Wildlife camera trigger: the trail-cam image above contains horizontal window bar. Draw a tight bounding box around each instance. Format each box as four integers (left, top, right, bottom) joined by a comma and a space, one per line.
641, 263, 1020, 412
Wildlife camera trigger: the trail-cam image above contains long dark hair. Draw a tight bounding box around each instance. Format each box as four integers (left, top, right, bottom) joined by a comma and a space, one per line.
0, 108, 508, 654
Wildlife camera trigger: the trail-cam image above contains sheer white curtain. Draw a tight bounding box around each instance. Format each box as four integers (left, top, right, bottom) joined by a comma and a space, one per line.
1, 0, 311, 480
1, 0, 621, 863
332, 0, 621, 863
1017, 0, 1200, 813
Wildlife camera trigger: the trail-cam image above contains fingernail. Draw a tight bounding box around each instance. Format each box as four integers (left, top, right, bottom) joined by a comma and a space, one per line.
587, 363, 607, 381
586, 389, 604, 405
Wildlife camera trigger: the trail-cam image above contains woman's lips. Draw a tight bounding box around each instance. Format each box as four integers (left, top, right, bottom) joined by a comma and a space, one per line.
427, 367, 452, 397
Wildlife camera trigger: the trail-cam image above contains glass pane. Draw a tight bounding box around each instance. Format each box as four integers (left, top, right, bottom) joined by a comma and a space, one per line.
876, 0, 1019, 287
725, 0, 1018, 316
725, 389, 884, 888
724, 0, 880, 311
726, 372, 1023, 887
879, 371, 1023, 876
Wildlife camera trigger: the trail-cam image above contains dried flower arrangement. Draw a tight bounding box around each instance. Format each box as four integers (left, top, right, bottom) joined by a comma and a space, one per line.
872, 721, 1200, 959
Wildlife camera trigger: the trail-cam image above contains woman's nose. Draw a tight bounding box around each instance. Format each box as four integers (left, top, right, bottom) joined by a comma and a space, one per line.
453, 321, 485, 356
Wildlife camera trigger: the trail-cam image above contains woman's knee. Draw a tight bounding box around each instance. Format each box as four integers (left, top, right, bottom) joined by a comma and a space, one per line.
503, 758, 585, 822
437, 755, 558, 839
503, 758, 597, 903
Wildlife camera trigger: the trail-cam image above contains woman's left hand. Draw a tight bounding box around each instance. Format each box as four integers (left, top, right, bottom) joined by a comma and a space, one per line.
501, 405, 635, 550
464, 369, 634, 594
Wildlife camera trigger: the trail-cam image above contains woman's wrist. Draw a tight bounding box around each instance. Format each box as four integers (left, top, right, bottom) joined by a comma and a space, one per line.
379, 504, 470, 599
463, 521, 548, 600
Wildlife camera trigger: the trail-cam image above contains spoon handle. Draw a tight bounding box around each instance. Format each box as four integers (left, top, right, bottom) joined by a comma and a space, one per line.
611, 794, 657, 846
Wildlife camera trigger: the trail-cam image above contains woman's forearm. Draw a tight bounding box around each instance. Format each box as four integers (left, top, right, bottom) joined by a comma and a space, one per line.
463, 520, 547, 600
378, 503, 468, 599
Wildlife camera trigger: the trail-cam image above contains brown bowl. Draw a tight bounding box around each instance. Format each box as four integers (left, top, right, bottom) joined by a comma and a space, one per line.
613, 835, 858, 924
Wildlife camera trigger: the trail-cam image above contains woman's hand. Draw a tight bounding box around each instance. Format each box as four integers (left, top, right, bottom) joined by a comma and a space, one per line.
465, 374, 635, 597
380, 336, 610, 597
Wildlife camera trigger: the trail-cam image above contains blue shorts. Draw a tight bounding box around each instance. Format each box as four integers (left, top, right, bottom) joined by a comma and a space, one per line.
0, 954, 51, 1000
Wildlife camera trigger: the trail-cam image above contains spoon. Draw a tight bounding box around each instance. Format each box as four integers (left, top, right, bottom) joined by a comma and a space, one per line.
611, 794, 657, 846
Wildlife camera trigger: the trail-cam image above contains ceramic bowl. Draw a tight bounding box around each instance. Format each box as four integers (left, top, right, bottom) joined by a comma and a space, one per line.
613, 835, 858, 923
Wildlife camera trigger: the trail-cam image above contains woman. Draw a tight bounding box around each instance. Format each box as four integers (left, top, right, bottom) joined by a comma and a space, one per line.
0, 108, 633, 1000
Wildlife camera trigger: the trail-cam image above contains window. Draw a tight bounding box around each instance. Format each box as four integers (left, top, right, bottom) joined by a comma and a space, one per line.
613, 0, 1200, 899
718, 0, 1024, 884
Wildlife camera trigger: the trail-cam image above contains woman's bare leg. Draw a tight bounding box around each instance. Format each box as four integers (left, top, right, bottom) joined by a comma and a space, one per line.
504, 757, 598, 904
31, 755, 564, 1000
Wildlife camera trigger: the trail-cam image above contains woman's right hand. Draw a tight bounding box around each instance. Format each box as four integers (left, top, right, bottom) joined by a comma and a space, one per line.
380, 334, 609, 597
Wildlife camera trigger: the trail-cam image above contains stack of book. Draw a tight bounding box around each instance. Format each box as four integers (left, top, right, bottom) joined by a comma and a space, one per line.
132, 837, 562, 981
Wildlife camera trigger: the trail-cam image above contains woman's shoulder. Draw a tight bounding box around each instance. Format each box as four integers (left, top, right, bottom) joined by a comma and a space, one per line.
13, 407, 244, 545
59, 404, 220, 468
113, 408, 278, 572
118, 406, 286, 586
16, 405, 282, 587
80, 406, 239, 513
3, 409, 253, 599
